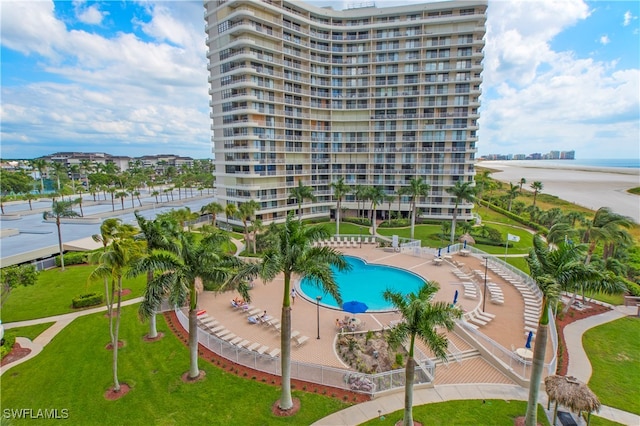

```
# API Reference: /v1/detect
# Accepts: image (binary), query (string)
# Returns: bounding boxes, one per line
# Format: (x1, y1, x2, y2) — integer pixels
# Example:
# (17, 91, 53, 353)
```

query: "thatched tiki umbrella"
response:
(545, 375, 601, 426)
(458, 233, 475, 245)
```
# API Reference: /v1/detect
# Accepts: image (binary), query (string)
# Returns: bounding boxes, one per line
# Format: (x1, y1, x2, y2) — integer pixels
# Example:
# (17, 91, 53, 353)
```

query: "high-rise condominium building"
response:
(205, 0, 487, 225)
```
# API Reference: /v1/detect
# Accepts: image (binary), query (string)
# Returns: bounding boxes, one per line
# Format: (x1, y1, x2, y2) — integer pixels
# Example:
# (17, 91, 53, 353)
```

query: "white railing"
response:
(174, 308, 433, 395)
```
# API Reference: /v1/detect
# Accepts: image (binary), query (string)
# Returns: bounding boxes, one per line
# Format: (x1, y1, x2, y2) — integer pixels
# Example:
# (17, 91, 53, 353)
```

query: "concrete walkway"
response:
(3, 297, 638, 425)
(1, 297, 143, 375)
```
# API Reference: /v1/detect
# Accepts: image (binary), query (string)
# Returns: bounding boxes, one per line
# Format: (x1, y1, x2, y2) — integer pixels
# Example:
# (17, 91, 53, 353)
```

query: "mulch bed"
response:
(1, 342, 31, 366)
(104, 383, 131, 400)
(555, 300, 611, 376)
(163, 311, 370, 405)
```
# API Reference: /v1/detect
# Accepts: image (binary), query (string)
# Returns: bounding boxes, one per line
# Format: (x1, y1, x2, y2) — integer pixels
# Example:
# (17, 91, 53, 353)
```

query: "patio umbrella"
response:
(525, 331, 533, 349)
(342, 300, 368, 314)
(453, 290, 459, 305)
(437, 248, 442, 257)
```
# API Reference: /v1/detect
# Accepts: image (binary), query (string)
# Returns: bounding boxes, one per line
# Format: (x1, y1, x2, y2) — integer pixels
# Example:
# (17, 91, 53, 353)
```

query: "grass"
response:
(0, 265, 146, 323)
(0, 305, 349, 425)
(627, 187, 640, 195)
(359, 399, 550, 425)
(583, 316, 640, 414)
(582, 291, 625, 306)
(3, 323, 54, 341)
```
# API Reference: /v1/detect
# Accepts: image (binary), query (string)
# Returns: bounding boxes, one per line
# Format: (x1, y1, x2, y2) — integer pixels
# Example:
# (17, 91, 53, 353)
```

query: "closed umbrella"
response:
(437, 248, 442, 257)
(525, 331, 534, 349)
(453, 290, 459, 305)
(342, 300, 368, 314)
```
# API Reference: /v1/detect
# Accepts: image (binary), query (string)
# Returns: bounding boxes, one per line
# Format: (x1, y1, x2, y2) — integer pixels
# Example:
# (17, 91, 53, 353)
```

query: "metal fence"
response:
(175, 308, 434, 395)
(32, 257, 57, 271)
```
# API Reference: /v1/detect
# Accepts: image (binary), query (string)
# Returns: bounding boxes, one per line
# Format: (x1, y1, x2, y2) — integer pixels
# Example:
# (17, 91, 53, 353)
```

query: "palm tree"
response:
(89, 223, 143, 394)
(384, 193, 395, 226)
(151, 190, 160, 204)
(445, 181, 475, 244)
(68, 164, 80, 192)
(507, 182, 519, 212)
(43, 200, 79, 271)
(115, 191, 127, 210)
(401, 177, 431, 239)
(201, 201, 224, 227)
(368, 186, 385, 236)
(530, 181, 543, 207)
(353, 184, 366, 220)
(248, 218, 264, 254)
(523, 235, 563, 426)
(331, 177, 350, 235)
(131, 230, 248, 380)
(383, 281, 461, 426)
(519, 177, 527, 193)
(238, 200, 260, 246)
(224, 202, 237, 230)
(581, 207, 633, 265)
(258, 212, 349, 411)
(134, 212, 180, 339)
(31, 158, 48, 193)
(289, 180, 316, 222)
(49, 162, 67, 195)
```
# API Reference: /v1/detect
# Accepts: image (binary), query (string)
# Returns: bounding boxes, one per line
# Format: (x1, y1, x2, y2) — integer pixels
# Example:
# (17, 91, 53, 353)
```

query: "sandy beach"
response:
(480, 160, 640, 223)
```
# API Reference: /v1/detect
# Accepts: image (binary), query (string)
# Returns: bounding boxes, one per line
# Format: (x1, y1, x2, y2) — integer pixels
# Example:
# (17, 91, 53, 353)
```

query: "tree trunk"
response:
(279, 274, 293, 410)
(525, 310, 550, 425)
(147, 271, 158, 338)
(56, 219, 65, 271)
(410, 202, 416, 239)
(450, 206, 458, 245)
(104, 277, 114, 343)
(403, 354, 416, 426)
(336, 200, 341, 236)
(112, 278, 123, 392)
(188, 285, 200, 379)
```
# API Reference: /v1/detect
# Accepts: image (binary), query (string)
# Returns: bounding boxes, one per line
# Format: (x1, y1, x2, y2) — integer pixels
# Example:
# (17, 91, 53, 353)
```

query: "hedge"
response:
(1, 333, 16, 359)
(55, 252, 89, 267)
(477, 199, 549, 234)
(72, 292, 103, 309)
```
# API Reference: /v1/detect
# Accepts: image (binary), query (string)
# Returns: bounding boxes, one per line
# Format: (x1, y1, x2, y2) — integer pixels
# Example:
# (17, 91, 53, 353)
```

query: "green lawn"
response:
(0, 265, 146, 323)
(582, 291, 624, 306)
(360, 399, 550, 426)
(3, 323, 54, 341)
(0, 305, 348, 425)
(583, 317, 640, 414)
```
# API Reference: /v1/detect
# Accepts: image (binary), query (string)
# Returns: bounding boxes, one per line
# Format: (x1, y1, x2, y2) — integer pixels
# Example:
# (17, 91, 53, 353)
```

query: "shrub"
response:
(1, 333, 16, 359)
(72, 292, 103, 309)
(55, 252, 89, 267)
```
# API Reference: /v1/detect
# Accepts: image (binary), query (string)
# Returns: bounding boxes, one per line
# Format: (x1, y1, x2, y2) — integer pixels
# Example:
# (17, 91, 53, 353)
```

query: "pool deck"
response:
(198, 244, 552, 384)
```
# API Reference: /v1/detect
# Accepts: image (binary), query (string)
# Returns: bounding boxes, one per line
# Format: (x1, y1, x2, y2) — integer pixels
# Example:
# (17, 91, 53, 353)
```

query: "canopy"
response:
(342, 300, 368, 314)
(545, 375, 601, 426)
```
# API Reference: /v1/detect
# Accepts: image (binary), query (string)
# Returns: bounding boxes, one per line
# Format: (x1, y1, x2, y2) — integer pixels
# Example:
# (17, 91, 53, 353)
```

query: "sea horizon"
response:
(482, 158, 640, 170)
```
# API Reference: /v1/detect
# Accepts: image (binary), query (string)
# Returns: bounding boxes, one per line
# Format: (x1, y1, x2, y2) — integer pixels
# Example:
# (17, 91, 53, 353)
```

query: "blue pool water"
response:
(299, 256, 424, 312)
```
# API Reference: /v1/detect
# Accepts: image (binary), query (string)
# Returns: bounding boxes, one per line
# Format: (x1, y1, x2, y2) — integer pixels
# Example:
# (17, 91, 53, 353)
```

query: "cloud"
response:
(73, 1, 107, 25)
(599, 35, 610, 45)
(623, 10, 634, 26)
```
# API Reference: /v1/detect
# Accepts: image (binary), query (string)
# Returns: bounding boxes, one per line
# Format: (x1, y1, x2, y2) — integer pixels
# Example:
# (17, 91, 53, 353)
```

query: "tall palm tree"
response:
(31, 158, 48, 193)
(289, 180, 316, 222)
(258, 212, 349, 411)
(507, 182, 519, 212)
(49, 161, 67, 196)
(201, 201, 224, 227)
(43, 200, 79, 271)
(445, 181, 475, 244)
(581, 207, 633, 265)
(368, 186, 385, 236)
(383, 281, 461, 426)
(134, 212, 180, 339)
(68, 164, 80, 192)
(523, 235, 562, 426)
(238, 200, 260, 246)
(353, 184, 366, 220)
(384, 193, 395, 226)
(401, 177, 431, 239)
(89, 223, 143, 394)
(224, 202, 237, 230)
(131, 230, 248, 379)
(331, 177, 350, 235)
(530, 181, 543, 207)
(519, 177, 527, 193)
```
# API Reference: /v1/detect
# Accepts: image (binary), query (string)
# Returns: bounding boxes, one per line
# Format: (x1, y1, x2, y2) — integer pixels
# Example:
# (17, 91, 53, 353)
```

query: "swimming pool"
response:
(298, 256, 425, 312)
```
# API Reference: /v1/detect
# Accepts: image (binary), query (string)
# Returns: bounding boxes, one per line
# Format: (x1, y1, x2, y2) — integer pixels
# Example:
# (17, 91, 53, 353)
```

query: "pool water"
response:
(299, 256, 425, 312)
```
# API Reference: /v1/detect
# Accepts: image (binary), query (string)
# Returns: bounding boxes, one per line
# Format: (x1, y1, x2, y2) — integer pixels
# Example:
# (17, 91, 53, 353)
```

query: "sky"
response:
(0, 0, 638, 160)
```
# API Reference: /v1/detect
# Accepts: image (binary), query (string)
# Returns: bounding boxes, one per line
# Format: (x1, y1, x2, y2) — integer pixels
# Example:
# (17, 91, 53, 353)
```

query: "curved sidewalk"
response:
(313, 305, 640, 426)
(1, 297, 143, 376)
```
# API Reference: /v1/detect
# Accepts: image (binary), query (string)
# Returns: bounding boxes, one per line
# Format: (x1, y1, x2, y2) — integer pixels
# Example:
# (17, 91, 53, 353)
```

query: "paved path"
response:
(1, 297, 143, 375)
(3, 297, 638, 425)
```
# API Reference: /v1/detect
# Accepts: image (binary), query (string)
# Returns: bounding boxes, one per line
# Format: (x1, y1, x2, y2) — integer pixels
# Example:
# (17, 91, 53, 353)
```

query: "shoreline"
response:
(479, 160, 640, 223)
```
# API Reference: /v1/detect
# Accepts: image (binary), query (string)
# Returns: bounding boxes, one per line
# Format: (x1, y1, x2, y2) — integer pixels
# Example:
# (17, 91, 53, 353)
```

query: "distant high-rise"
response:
(205, 0, 487, 224)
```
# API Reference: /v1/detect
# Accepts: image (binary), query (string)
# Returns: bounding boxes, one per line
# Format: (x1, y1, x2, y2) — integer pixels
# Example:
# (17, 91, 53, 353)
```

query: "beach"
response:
(480, 160, 640, 223)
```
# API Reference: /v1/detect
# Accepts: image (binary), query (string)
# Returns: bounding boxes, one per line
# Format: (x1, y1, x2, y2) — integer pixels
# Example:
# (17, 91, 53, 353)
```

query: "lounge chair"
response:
(294, 335, 309, 347)
(269, 348, 281, 357)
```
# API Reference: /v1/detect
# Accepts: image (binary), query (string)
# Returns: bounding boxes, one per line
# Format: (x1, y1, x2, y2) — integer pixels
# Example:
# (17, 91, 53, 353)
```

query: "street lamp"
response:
(316, 295, 322, 339)
(482, 256, 489, 312)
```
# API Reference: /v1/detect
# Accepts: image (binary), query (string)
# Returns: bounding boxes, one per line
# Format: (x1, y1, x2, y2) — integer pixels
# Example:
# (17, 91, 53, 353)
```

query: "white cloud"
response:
(623, 10, 633, 26)
(599, 35, 610, 45)
(73, 1, 107, 25)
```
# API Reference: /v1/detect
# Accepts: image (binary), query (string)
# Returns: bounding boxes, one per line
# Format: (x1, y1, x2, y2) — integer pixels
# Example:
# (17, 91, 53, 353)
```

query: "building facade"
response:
(205, 0, 487, 224)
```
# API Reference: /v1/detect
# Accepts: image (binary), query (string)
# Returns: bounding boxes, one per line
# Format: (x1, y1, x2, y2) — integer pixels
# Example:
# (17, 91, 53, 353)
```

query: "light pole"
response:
(482, 256, 488, 312)
(316, 295, 322, 339)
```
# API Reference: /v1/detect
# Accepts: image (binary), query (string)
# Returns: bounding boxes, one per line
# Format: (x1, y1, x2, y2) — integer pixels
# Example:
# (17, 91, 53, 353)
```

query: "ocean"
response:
(536, 158, 640, 169)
